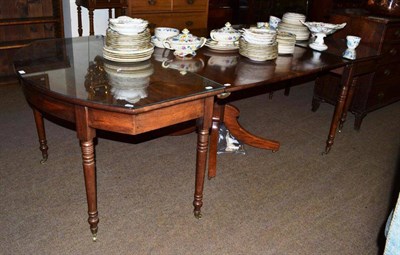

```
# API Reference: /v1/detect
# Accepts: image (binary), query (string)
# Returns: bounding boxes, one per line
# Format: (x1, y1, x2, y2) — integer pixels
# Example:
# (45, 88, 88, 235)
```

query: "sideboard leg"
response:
(33, 108, 48, 164)
(88, 8, 95, 36)
(77, 5, 83, 37)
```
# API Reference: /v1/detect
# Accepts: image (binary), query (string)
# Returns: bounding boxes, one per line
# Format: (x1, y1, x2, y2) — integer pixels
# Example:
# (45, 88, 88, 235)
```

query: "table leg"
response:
(75, 106, 98, 240)
(33, 108, 48, 164)
(208, 103, 280, 179)
(338, 76, 358, 132)
(193, 97, 214, 218)
(80, 139, 99, 241)
(325, 64, 354, 154)
(77, 5, 83, 37)
(207, 103, 223, 179)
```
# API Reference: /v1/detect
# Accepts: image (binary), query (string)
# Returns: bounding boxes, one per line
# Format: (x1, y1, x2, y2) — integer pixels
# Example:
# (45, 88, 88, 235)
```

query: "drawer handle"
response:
(187, 0, 195, 4)
(384, 69, 391, 76)
(148, 0, 156, 5)
(390, 48, 397, 55)
(185, 21, 194, 26)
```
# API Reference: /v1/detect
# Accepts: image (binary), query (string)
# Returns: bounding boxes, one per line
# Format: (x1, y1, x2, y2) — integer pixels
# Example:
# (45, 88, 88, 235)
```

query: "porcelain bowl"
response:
(210, 22, 241, 44)
(300, 21, 346, 35)
(109, 16, 148, 35)
(162, 28, 206, 57)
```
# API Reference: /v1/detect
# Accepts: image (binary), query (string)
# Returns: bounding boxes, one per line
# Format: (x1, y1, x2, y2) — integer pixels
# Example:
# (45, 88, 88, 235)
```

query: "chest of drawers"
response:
(127, 0, 209, 36)
(313, 12, 400, 130)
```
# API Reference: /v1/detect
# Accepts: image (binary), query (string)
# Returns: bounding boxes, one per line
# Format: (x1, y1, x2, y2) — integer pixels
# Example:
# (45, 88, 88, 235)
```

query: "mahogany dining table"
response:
(13, 35, 378, 239)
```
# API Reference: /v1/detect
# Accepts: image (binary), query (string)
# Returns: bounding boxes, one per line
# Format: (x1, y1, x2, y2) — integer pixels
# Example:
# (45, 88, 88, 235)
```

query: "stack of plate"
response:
(276, 31, 296, 54)
(277, 12, 310, 41)
(103, 60, 154, 103)
(103, 16, 154, 62)
(239, 28, 278, 61)
(239, 39, 278, 62)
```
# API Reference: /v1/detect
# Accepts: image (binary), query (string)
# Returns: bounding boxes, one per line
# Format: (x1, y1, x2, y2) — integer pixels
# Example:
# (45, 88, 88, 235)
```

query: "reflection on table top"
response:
(13, 36, 224, 111)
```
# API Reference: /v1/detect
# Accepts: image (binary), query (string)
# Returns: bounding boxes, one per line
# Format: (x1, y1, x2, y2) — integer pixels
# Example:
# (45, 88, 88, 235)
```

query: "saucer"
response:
(205, 39, 239, 52)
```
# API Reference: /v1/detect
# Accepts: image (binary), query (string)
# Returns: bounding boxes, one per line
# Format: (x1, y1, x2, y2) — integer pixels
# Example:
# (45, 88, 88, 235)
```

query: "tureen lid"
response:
(211, 22, 240, 35)
(167, 28, 202, 44)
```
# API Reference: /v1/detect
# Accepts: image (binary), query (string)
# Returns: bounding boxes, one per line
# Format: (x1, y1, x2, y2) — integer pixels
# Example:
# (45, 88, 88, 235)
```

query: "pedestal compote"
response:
(300, 21, 346, 51)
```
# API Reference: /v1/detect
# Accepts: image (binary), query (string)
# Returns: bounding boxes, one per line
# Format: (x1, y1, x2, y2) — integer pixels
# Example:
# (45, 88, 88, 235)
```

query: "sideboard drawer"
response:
(134, 13, 207, 30)
(373, 64, 400, 86)
(127, 0, 208, 36)
(129, 0, 171, 12)
(379, 43, 400, 64)
(366, 81, 399, 108)
(93, 0, 128, 8)
(384, 24, 400, 42)
(173, 0, 208, 11)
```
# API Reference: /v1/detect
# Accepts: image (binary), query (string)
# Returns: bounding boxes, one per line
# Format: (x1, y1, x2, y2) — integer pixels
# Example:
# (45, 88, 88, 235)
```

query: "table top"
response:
(13, 36, 224, 112)
(195, 45, 348, 92)
(14, 35, 374, 107)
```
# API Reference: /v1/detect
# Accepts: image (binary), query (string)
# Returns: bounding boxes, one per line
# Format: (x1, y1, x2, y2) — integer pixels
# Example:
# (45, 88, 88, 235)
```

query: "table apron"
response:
(88, 99, 205, 135)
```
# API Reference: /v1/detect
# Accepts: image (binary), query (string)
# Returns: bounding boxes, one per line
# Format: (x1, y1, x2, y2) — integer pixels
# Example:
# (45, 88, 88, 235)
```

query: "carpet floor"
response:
(1, 82, 399, 255)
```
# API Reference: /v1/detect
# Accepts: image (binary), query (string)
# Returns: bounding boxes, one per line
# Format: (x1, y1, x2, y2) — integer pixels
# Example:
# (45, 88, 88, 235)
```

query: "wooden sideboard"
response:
(126, 0, 209, 36)
(313, 12, 400, 130)
(75, 0, 128, 36)
(0, 0, 64, 84)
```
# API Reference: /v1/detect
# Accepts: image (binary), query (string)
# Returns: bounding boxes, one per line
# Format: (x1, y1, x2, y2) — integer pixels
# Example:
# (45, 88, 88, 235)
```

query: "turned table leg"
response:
(80, 139, 99, 241)
(33, 108, 48, 164)
(325, 64, 354, 154)
(75, 106, 98, 240)
(339, 76, 358, 132)
(193, 97, 214, 218)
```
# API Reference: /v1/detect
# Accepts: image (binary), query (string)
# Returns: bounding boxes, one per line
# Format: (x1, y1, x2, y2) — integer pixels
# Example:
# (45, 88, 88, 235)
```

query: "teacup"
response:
(343, 48, 356, 60)
(346, 35, 361, 49)
(154, 27, 180, 40)
(269, 16, 281, 30)
(256, 22, 269, 29)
